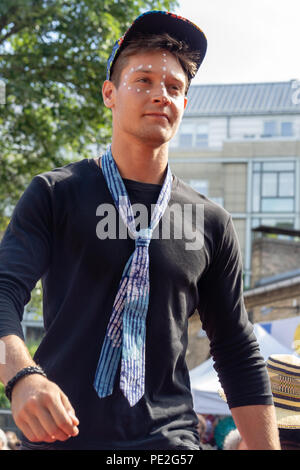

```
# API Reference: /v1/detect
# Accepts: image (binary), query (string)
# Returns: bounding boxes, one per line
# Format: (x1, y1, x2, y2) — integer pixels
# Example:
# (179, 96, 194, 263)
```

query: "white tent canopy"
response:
(259, 315, 300, 351)
(189, 323, 294, 415)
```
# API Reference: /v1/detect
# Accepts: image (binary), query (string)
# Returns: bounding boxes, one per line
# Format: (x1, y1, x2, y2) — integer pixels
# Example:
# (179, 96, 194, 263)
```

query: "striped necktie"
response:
(94, 146, 173, 406)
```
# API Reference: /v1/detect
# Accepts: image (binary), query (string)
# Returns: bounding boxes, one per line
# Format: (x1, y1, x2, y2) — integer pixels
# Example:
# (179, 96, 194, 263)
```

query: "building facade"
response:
(169, 80, 300, 288)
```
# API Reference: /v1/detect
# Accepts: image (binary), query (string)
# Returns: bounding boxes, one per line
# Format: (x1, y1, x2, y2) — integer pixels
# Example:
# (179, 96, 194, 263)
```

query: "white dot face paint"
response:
(160, 53, 168, 94)
(121, 51, 185, 100)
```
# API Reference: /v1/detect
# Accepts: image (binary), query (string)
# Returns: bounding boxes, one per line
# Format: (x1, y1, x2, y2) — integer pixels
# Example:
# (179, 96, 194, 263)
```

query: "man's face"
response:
(103, 50, 188, 147)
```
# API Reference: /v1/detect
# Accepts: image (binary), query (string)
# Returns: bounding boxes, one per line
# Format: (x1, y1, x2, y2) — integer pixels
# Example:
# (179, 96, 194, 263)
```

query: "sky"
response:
(175, 0, 300, 85)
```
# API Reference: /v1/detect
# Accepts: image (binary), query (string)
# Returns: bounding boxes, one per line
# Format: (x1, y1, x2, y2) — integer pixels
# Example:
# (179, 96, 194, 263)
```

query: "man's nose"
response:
(151, 84, 171, 105)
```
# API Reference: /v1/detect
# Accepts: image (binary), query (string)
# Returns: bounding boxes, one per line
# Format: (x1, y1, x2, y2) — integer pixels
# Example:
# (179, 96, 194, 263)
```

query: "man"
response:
(0, 11, 280, 450)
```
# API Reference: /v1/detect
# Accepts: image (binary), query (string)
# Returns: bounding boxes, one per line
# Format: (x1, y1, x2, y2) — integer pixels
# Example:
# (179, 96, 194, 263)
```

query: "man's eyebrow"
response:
(131, 69, 185, 83)
(131, 69, 153, 74)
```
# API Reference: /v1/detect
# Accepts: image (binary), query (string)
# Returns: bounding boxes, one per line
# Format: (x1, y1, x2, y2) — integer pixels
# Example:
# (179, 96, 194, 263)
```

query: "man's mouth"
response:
(144, 113, 170, 122)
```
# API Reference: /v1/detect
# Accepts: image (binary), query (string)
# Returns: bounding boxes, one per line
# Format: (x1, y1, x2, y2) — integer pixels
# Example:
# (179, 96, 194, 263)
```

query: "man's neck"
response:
(109, 139, 169, 185)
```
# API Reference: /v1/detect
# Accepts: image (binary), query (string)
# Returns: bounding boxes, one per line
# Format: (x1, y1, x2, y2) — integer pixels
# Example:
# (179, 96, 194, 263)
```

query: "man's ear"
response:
(184, 96, 188, 110)
(102, 80, 115, 109)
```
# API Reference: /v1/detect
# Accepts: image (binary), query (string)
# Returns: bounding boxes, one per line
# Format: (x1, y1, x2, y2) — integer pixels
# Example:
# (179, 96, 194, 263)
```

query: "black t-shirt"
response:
(0, 158, 272, 450)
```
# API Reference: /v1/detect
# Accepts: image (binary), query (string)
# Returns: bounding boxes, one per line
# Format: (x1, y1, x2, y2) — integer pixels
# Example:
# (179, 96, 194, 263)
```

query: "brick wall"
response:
(249, 236, 300, 324)
(251, 237, 300, 288)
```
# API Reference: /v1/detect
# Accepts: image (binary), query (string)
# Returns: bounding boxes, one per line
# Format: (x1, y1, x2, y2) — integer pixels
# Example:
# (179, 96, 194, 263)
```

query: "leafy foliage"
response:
(0, 382, 10, 409)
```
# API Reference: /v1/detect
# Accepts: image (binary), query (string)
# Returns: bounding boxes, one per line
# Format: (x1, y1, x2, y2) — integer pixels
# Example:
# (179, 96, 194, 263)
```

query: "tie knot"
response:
(135, 228, 152, 247)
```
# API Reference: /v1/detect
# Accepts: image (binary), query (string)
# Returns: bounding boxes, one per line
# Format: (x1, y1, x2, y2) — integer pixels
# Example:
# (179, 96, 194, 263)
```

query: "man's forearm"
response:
(0, 334, 36, 386)
(231, 404, 281, 450)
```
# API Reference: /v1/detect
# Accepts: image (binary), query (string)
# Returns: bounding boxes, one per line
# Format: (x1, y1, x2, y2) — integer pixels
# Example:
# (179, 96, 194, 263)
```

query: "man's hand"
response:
(11, 373, 79, 443)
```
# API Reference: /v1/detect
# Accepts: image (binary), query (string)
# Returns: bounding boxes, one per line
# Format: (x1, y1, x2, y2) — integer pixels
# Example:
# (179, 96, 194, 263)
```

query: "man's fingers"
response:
(17, 396, 77, 444)
(34, 406, 71, 442)
(19, 419, 39, 443)
(48, 393, 79, 437)
(60, 392, 79, 426)
(20, 415, 56, 443)
(28, 415, 56, 443)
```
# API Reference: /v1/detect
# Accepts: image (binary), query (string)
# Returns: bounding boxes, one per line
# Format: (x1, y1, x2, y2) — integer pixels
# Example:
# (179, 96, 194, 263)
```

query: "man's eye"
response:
(137, 77, 150, 83)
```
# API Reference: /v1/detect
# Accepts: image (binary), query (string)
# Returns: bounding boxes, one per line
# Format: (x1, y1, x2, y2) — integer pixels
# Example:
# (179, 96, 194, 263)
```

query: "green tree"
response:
(0, 0, 178, 230)
(0, 382, 10, 409)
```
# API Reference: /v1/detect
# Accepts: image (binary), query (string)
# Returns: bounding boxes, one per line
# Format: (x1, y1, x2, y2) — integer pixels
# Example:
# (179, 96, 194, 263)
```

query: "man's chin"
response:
(138, 129, 173, 147)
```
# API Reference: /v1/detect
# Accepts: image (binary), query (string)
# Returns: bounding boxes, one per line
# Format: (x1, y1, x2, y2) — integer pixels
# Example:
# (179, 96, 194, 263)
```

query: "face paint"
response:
(160, 53, 167, 93)
(122, 51, 184, 99)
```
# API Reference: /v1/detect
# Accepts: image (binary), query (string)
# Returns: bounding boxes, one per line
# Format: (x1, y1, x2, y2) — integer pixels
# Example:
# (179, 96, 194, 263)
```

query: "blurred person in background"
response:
(0, 428, 9, 450)
(6, 431, 21, 450)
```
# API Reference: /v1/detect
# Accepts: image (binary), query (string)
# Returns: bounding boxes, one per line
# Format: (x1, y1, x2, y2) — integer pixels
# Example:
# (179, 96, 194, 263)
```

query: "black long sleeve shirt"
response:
(0, 158, 272, 450)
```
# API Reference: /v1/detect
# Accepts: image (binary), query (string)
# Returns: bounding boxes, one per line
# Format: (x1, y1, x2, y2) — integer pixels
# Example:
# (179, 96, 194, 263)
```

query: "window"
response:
(262, 173, 277, 197)
(177, 121, 210, 148)
(189, 180, 208, 195)
(262, 121, 294, 138)
(263, 121, 277, 137)
(261, 198, 294, 212)
(252, 161, 295, 213)
(178, 123, 194, 148)
(281, 122, 293, 137)
(279, 172, 294, 196)
(195, 123, 208, 148)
